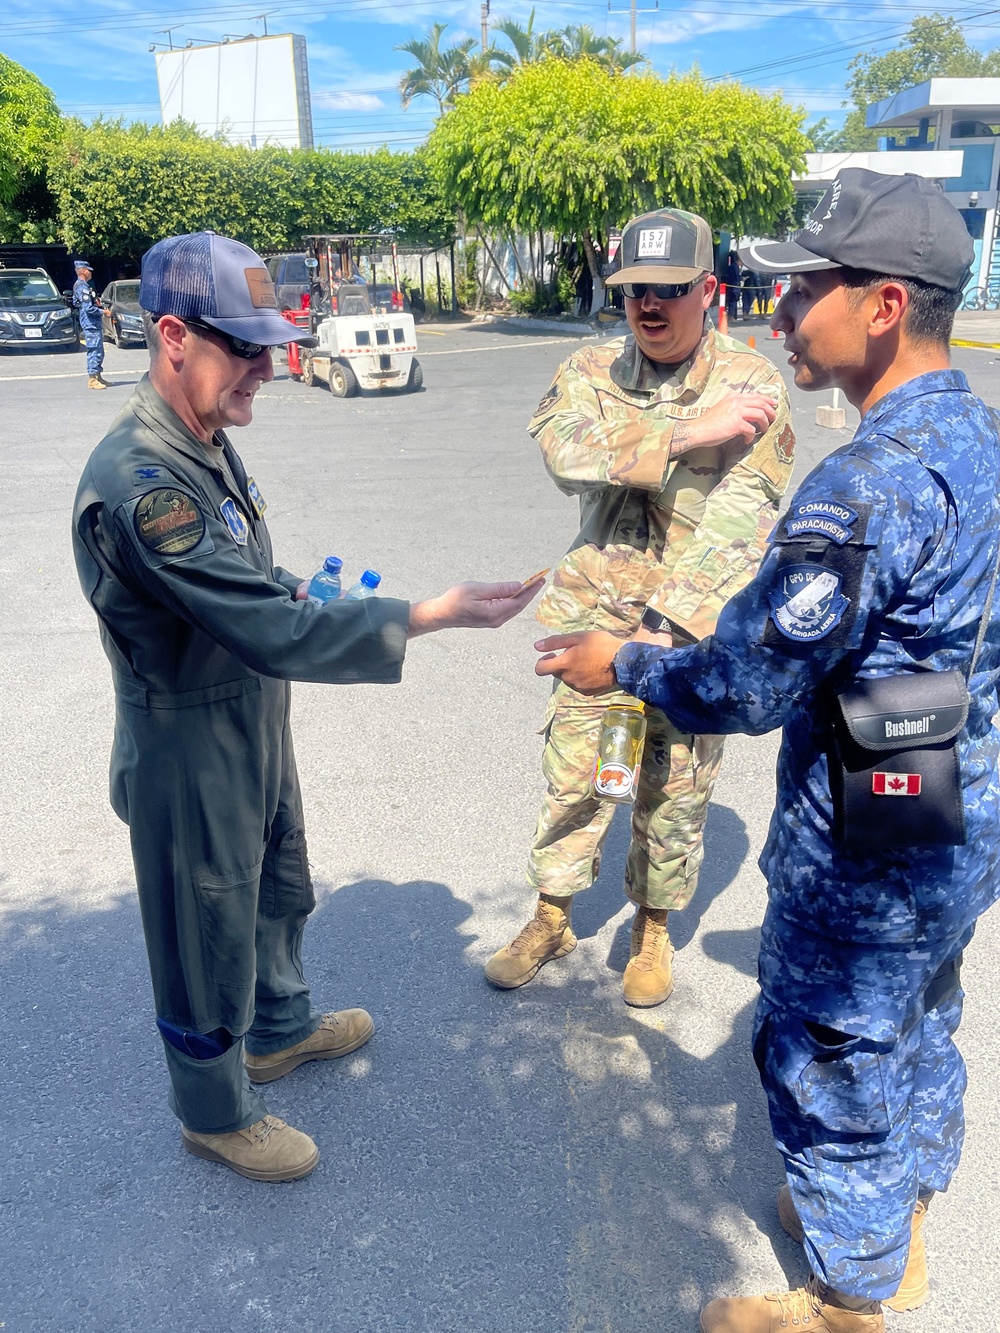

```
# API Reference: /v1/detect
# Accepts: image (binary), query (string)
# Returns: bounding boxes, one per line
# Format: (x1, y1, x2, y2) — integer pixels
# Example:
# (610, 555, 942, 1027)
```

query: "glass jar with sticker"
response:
(591, 703, 646, 804)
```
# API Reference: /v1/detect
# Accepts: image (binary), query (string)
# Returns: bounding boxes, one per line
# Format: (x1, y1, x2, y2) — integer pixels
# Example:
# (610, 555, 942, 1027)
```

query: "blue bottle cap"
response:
(323, 556, 343, 574)
(360, 569, 381, 589)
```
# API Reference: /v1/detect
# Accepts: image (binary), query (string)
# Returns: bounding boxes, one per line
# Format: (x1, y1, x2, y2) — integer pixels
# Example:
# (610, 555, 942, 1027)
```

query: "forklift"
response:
(286, 234, 422, 397)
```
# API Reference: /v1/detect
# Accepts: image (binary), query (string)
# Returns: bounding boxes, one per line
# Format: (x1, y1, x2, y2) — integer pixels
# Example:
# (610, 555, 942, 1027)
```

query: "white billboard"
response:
(156, 34, 313, 149)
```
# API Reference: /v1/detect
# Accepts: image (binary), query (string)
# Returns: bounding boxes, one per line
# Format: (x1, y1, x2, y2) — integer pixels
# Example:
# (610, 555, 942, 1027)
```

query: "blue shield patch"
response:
(219, 497, 249, 546)
(768, 564, 850, 642)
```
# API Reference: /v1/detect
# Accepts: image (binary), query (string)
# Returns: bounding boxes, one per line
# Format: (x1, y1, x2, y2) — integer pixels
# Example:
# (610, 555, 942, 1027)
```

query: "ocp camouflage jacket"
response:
(529, 323, 795, 642)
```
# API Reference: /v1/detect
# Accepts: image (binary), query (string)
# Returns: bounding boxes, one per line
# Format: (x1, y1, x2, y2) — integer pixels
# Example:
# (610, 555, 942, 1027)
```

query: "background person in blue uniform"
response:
(71, 259, 109, 390)
(530, 170, 999, 1333)
(72, 232, 541, 1184)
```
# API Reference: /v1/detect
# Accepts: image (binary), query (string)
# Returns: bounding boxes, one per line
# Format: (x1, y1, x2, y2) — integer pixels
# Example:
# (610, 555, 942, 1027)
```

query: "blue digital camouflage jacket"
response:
(615, 370, 1000, 1038)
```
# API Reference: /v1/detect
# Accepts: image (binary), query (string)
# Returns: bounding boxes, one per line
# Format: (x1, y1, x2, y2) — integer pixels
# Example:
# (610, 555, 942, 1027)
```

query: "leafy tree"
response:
(0, 52, 61, 240)
(48, 120, 453, 259)
(429, 60, 806, 310)
(834, 14, 1000, 150)
(396, 22, 494, 113)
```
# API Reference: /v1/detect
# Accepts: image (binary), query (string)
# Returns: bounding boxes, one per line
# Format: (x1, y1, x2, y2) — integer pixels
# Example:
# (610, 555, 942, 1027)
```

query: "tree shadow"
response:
(0, 871, 799, 1333)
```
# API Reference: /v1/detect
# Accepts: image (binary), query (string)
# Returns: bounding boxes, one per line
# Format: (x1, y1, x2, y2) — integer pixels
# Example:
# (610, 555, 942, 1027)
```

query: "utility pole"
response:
(608, 0, 657, 56)
(481, 0, 490, 52)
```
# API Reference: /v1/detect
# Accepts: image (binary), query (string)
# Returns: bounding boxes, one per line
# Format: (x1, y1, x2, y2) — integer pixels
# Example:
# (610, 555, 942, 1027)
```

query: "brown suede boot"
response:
(484, 895, 576, 989)
(87, 374, 107, 390)
(182, 1115, 319, 1181)
(700, 1276, 883, 1332)
(777, 1185, 929, 1312)
(622, 906, 673, 1006)
(245, 1009, 374, 1084)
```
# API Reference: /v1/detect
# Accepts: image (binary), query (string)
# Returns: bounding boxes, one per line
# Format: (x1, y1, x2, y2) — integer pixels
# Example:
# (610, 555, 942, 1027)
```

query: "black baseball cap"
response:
(140, 232, 317, 347)
(607, 208, 714, 286)
(740, 168, 974, 291)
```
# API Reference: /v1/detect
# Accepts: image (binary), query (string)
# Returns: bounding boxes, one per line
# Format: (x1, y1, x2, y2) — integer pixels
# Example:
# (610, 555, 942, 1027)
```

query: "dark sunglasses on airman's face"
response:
(183, 319, 269, 359)
(620, 280, 703, 300)
(152, 315, 268, 359)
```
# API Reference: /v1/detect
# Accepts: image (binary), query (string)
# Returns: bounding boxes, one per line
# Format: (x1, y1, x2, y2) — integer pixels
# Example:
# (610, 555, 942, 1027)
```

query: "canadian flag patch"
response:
(872, 772, 922, 796)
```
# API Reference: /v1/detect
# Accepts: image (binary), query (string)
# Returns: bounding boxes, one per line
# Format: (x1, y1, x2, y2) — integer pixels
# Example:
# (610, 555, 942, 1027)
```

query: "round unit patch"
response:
(134, 488, 206, 556)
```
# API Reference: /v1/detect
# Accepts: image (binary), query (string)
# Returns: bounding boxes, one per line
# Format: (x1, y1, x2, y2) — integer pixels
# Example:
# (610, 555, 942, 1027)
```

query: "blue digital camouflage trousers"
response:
(82, 316, 104, 376)
(753, 965, 967, 1300)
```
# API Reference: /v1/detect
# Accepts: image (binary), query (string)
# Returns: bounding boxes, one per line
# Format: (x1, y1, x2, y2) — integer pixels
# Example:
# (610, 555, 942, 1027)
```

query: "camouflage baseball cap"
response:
(607, 209, 714, 287)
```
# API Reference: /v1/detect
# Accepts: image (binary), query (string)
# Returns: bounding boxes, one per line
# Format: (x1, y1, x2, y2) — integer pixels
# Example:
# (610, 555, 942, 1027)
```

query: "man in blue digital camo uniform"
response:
(531, 170, 999, 1332)
(72, 259, 109, 390)
(72, 232, 539, 1183)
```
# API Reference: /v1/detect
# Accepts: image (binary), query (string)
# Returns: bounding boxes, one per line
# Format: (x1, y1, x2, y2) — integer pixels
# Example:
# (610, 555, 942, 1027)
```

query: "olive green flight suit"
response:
(72, 376, 409, 1133)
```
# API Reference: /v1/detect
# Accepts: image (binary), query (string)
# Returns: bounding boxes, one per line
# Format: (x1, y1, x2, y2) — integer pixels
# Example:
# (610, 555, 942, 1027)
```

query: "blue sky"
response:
(4, 0, 1000, 150)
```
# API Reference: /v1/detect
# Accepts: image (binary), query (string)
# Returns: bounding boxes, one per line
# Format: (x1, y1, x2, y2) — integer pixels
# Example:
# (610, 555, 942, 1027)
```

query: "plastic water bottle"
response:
(307, 556, 343, 605)
(345, 569, 381, 600)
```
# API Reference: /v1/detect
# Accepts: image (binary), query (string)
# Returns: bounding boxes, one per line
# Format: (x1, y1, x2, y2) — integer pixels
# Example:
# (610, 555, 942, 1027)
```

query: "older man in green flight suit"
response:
(72, 231, 538, 1183)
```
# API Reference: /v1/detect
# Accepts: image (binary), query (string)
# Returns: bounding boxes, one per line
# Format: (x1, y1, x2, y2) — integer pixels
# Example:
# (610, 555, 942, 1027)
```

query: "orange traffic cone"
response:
(748, 335, 756, 349)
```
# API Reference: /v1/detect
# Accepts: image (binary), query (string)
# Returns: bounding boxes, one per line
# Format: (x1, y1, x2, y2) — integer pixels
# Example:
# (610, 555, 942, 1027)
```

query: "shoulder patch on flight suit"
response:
(219, 497, 249, 547)
(246, 477, 267, 517)
(134, 488, 206, 556)
(535, 382, 560, 417)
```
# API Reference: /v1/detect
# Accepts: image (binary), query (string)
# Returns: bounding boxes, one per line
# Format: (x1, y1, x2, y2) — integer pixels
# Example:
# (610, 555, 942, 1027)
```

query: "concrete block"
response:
(816, 404, 847, 429)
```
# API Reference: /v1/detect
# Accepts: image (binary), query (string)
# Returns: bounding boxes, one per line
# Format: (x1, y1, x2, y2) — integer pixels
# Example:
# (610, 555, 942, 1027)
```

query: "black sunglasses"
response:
(154, 315, 269, 359)
(620, 279, 704, 300)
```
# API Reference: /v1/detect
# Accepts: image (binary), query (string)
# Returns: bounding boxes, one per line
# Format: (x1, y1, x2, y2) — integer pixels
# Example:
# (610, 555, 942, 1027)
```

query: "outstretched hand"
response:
(534, 631, 622, 694)
(409, 579, 543, 638)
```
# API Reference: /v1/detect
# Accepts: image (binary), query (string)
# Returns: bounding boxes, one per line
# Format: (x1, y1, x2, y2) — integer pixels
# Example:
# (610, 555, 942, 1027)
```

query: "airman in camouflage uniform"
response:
(485, 208, 795, 1004)
(533, 171, 996, 1333)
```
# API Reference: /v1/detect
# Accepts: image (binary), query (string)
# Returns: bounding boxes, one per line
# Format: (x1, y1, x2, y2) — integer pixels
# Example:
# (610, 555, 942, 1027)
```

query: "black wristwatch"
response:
(640, 606, 671, 634)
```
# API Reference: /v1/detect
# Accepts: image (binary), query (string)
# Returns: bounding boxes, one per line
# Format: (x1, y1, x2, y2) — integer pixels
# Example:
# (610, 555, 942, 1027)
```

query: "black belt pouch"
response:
(830, 670, 969, 850)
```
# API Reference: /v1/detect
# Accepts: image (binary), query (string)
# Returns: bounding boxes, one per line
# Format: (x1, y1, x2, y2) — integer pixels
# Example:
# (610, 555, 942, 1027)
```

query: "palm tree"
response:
(546, 24, 648, 73)
(396, 23, 486, 113)
(489, 8, 550, 71)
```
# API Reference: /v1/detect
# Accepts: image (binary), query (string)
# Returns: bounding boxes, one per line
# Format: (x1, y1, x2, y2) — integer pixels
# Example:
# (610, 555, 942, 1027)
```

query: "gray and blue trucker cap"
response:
(739, 169, 974, 290)
(140, 231, 316, 346)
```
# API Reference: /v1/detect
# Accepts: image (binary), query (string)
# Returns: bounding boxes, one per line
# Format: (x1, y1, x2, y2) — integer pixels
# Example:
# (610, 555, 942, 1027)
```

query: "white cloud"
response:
(314, 90, 386, 111)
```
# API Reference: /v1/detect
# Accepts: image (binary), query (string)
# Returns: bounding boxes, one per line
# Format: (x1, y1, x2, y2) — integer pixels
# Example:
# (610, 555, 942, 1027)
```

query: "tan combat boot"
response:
(777, 1185, 929, 1312)
(245, 1009, 374, 1083)
(700, 1276, 883, 1333)
(622, 906, 674, 1006)
(182, 1115, 319, 1181)
(87, 374, 107, 390)
(484, 895, 577, 989)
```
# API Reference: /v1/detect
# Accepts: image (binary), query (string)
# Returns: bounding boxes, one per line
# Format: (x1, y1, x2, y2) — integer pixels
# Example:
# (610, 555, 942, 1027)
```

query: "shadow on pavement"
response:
(0, 868, 800, 1333)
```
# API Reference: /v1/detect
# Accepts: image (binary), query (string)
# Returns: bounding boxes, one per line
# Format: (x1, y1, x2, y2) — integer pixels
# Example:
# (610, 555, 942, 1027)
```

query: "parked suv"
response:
(0, 267, 78, 351)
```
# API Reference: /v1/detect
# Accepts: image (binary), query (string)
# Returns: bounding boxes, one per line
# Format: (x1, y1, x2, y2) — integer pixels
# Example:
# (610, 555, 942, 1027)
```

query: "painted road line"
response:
(0, 370, 90, 382)
(418, 337, 587, 357)
(951, 339, 1000, 351)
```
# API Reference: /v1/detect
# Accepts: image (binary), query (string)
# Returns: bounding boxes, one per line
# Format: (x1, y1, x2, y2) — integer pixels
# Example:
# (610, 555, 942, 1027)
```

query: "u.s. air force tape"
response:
(134, 488, 206, 556)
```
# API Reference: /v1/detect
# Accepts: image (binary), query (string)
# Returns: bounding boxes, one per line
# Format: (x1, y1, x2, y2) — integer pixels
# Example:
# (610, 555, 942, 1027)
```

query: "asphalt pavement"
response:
(2, 324, 999, 1333)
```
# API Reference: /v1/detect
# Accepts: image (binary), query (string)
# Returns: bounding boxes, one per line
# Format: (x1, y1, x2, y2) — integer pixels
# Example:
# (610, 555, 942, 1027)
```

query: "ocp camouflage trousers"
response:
(753, 959, 967, 1300)
(527, 680, 725, 909)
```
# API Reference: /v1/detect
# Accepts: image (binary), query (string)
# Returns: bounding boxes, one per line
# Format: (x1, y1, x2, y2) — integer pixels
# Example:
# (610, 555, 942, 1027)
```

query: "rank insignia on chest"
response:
(768, 564, 849, 642)
(220, 497, 249, 546)
(246, 476, 267, 517)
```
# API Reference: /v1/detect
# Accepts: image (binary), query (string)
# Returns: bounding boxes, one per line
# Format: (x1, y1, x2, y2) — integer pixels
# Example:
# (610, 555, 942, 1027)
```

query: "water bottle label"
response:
(593, 758, 636, 798)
